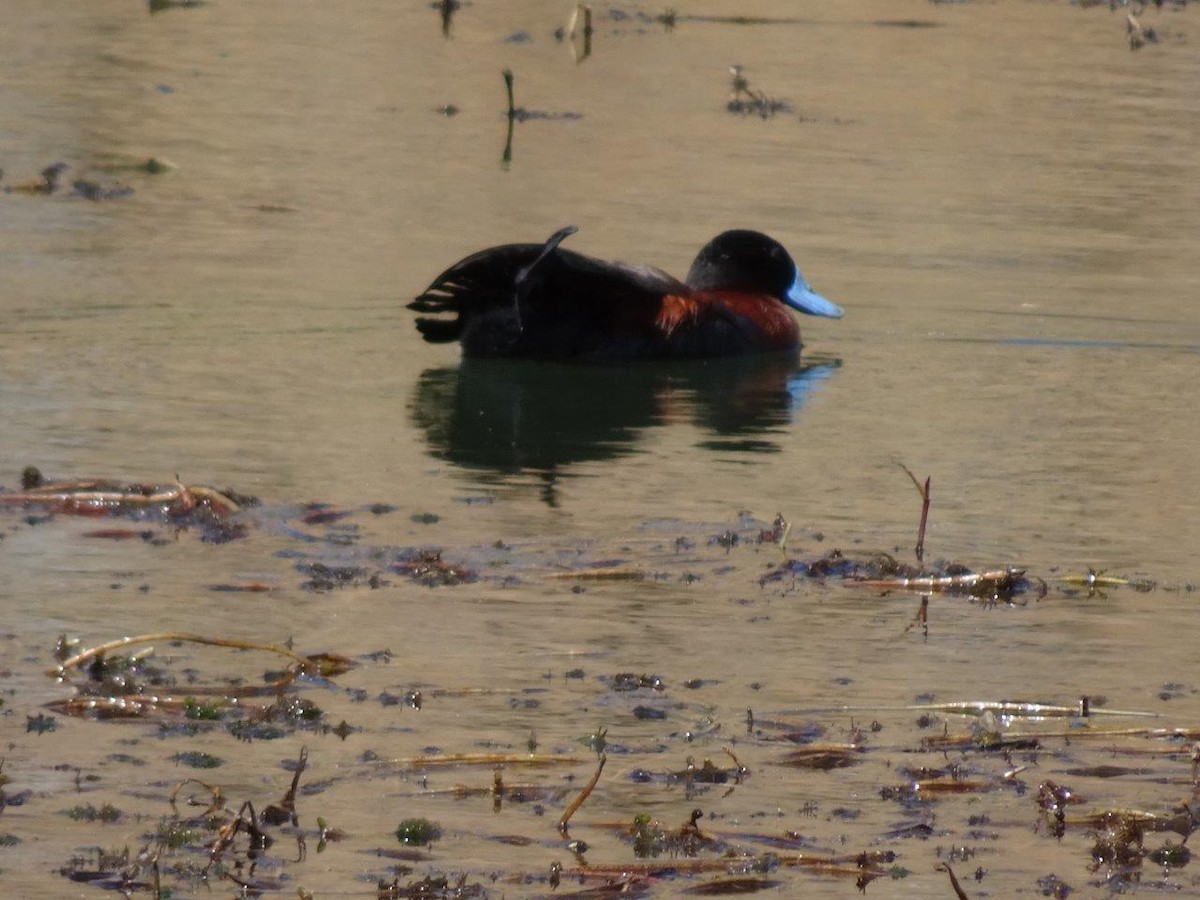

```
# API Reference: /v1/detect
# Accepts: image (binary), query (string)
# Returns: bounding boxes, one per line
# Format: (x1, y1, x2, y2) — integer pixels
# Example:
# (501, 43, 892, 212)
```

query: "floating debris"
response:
(726, 66, 790, 118)
(390, 548, 477, 585)
(148, 0, 204, 12)
(760, 551, 1044, 603)
(4, 162, 68, 195)
(71, 179, 134, 201)
(7, 469, 1198, 898)
(45, 632, 354, 726)
(609, 672, 665, 692)
(563, 3, 594, 62)
(1127, 10, 1159, 49)
(1, 469, 253, 542)
(779, 743, 863, 770)
(390, 752, 582, 771)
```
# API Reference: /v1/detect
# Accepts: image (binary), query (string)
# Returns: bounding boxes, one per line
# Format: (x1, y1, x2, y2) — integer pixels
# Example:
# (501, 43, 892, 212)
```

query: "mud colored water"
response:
(2, 1, 1198, 897)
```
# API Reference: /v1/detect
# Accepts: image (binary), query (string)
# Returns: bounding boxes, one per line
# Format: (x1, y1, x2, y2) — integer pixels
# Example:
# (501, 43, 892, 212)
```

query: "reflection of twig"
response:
(502, 69, 516, 167)
(902, 595, 929, 638)
(559, 753, 606, 835)
(436, 0, 458, 38)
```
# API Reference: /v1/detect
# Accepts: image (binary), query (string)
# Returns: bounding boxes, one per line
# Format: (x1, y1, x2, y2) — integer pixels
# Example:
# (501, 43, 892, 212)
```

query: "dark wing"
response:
(408, 241, 551, 343)
(408, 227, 688, 353)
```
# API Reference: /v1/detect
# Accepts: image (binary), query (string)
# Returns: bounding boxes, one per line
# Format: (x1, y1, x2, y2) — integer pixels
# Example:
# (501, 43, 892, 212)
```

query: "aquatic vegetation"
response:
(63, 803, 122, 823)
(395, 817, 443, 846)
(44, 632, 353, 730)
(148, 0, 204, 12)
(5, 469, 1198, 896)
(173, 751, 223, 769)
(390, 549, 479, 586)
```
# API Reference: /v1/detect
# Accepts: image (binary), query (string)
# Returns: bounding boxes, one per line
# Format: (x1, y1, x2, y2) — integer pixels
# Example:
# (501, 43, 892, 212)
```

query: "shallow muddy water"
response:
(2, 1, 1199, 897)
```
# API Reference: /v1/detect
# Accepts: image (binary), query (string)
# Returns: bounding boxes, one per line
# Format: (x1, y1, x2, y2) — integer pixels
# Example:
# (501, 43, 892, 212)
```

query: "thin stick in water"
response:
(898, 464, 931, 565)
(559, 752, 606, 836)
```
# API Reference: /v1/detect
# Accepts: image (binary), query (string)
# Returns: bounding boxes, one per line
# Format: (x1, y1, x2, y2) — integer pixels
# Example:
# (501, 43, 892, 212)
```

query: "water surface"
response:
(2, 1, 1198, 897)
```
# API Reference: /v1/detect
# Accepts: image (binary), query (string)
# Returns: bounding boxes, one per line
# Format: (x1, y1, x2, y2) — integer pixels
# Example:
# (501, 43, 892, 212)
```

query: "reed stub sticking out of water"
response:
(559, 752, 606, 835)
(898, 463, 931, 566)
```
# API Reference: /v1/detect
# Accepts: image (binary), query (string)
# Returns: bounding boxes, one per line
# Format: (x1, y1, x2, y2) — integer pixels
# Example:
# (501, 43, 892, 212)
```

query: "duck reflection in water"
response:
(409, 352, 840, 505)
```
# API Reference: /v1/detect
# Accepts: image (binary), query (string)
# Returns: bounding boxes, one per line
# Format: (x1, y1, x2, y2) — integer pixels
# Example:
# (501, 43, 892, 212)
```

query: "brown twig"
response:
(45, 695, 274, 720)
(2, 482, 240, 516)
(936, 862, 969, 900)
(396, 752, 581, 770)
(855, 568, 1029, 601)
(898, 465, 932, 565)
(556, 848, 891, 879)
(559, 752, 606, 835)
(262, 746, 308, 826)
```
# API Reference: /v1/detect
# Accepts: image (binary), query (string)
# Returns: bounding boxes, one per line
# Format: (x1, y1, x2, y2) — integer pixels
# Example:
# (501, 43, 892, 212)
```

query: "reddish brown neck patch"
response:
(656, 292, 800, 351)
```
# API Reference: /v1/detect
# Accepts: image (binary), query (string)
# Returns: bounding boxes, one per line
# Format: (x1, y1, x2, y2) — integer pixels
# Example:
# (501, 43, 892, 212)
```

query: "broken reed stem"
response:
(269, 745, 308, 821)
(776, 700, 1161, 719)
(46, 695, 275, 720)
(897, 464, 931, 565)
(0, 483, 240, 514)
(916, 476, 930, 564)
(48, 633, 312, 679)
(778, 517, 792, 560)
(397, 752, 581, 769)
(909, 699, 1158, 719)
(562, 848, 892, 879)
(559, 752, 606, 835)
(548, 568, 645, 582)
(855, 568, 1024, 594)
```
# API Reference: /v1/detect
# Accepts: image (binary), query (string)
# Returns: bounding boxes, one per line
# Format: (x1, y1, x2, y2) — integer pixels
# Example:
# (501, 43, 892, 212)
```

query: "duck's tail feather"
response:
(408, 227, 580, 344)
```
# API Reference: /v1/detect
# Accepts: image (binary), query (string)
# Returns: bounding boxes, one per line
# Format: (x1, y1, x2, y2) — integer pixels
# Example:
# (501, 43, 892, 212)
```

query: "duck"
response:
(408, 227, 842, 360)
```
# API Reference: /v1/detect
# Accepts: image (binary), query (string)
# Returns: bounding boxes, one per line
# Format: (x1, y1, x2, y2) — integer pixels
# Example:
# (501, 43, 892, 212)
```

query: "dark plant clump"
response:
(395, 817, 442, 846)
